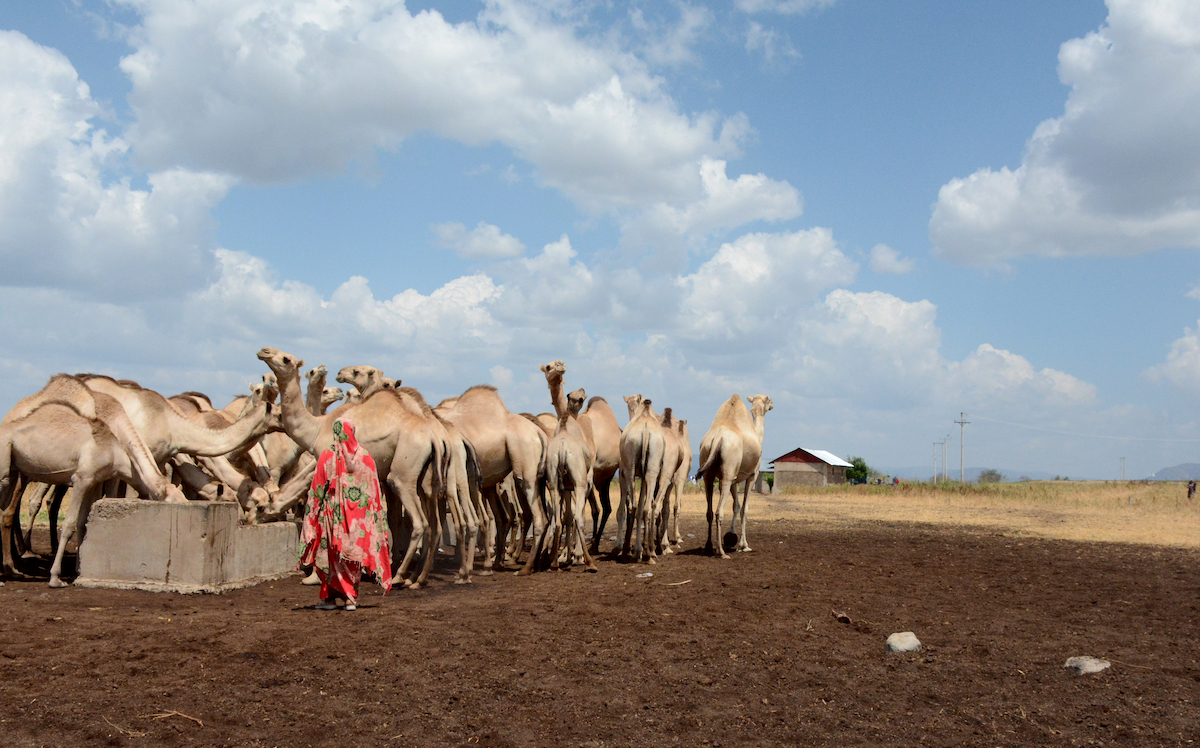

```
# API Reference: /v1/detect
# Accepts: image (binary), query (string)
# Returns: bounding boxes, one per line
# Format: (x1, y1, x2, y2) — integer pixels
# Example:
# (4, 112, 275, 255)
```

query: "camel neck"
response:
(547, 377, 569, 420)
(279, 368, 327, 454)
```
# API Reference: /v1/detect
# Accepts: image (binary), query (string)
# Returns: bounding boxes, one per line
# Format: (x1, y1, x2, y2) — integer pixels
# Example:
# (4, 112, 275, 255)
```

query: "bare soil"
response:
(2, 514, 1199, 747)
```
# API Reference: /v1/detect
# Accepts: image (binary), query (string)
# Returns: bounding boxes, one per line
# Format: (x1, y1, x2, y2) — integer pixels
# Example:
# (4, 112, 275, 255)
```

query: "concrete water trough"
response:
(75, 498, 300, 593)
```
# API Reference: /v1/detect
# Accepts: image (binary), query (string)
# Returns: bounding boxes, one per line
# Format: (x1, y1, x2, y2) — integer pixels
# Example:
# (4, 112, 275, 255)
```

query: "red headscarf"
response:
(299, 418, 391, 592)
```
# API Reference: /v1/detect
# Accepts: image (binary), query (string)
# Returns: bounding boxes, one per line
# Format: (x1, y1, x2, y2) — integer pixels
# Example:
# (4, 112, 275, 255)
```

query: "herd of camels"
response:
(0, 347, 774, 589)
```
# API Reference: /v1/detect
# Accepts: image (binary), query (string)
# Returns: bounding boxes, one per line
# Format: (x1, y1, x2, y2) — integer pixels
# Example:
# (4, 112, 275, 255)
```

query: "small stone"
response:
(886, 632, 922, 652)
(635, 572, 654, 578)
(1064, 656, 1110, 675)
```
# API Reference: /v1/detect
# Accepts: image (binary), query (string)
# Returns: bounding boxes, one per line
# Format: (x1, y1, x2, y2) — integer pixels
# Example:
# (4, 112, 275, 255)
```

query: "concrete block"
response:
(76, 498, 300, 593)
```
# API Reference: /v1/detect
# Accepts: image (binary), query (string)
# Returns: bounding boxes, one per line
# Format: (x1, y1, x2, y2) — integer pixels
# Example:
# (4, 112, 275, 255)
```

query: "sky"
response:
(2, 0, 1200, 480)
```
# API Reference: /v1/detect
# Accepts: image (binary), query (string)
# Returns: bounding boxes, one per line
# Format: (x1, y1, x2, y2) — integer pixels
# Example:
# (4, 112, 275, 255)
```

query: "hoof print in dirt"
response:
(886, 632, 922, 653)
(1064, 656, 1111, 675)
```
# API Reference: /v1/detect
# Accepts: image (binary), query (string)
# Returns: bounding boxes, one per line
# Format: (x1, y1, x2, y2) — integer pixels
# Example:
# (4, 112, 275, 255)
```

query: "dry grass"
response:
(679, 480, 1200, 548)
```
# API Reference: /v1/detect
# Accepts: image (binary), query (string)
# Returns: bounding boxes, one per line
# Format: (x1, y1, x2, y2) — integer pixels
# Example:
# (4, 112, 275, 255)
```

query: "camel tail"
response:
(696, 436, 722, 480)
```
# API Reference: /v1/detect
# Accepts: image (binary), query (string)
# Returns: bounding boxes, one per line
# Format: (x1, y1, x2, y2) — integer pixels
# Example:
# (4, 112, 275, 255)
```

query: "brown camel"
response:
(695, 394, 773, 558)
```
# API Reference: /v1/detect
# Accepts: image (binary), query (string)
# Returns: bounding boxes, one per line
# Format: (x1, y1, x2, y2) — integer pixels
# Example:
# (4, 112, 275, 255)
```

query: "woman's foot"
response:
(343, 601, 357, 611)
(315, 599, 338, 610)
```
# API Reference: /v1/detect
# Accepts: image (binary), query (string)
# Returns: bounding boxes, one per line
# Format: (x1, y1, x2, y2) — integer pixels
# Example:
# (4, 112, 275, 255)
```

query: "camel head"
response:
(567, 388, 586, 416)
(305, 364, 328, 384)
(336, 365, 383, 396)
(256, 347, 304, 386)
(540, 360, 566, 386)
(321, 387, 344, 409)
(381, 377, 398, 389)
(623, 394, 647, 419)
(748, 394, 774, 416)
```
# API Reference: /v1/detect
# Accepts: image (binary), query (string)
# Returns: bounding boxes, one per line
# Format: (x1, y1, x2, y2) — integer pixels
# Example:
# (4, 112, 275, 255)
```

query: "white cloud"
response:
(116, 0, 747, 213)
(735, 0, 840, 15)
(868, 243, 914, 274)
(433, 221, 526, 259)
(745, 21, 797, 64)
(1144, 319, 1200, 395)
(677, 228, 857, 344)
(931, 0, 1200, 264)
(629, 2, 713, 68)
(0, 30, 232, 300)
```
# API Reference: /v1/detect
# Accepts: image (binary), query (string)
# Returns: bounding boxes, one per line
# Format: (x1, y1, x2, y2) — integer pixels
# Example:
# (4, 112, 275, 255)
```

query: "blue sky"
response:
(2, 0, 1199, 480)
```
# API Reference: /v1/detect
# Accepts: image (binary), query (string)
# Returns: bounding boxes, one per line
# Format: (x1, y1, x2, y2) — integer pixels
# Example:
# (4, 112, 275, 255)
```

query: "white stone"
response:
(886, 631, 922, 652)
(1064, 656, 1111, 675)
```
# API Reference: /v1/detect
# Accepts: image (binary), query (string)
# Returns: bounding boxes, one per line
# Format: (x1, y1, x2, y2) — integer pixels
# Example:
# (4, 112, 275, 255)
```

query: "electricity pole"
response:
(955, 413, 969, 482)
(1120, 457, 1126, 481)
(932, 442, 939, 483)
(942, 435, 950, 482)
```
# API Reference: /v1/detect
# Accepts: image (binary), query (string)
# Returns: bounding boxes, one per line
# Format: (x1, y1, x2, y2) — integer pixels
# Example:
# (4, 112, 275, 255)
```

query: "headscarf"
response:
(299, 418, 392, 592)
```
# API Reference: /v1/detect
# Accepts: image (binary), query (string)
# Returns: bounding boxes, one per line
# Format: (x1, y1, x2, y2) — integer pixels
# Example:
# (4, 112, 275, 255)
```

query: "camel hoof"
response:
(585, 565, 598, 574)
(406, 582, 422, 591)
(454, 576, 472, 585)
(738, 546, 753, 553)
(48, 577, 68, 588)
(476, 569, 494, 577)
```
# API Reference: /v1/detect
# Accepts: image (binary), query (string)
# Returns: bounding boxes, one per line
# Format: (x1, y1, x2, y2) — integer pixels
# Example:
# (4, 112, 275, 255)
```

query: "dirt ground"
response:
(2, 506, 1199, 747)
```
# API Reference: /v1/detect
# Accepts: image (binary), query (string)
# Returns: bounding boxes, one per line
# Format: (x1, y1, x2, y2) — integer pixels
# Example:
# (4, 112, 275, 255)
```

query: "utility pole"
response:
(1120, 457, 1126, 481)
(942, 435, 950, 482)
(955, 412, 969, 482)
(932, 442, 939, 483)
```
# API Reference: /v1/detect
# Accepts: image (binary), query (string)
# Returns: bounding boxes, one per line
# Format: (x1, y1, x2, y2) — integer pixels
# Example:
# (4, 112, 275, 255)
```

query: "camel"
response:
(616, 394, 667, 563)
(257, 348, 449, 589)
(434, 386, 546, 573)
(78, 375, 280, 468)
(0, 403, 152, 586)
(2, 375, 185, 505)
(518, 361, 595, 574)
(336, 364, 481, 584)
(666, 416, 691, 549)
(695, 394, 773, 558)
(575, 395, 622, 554)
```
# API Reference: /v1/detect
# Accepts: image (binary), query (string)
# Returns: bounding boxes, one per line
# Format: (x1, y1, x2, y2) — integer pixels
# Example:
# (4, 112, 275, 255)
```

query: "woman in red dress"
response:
(299, 418, 391, 610)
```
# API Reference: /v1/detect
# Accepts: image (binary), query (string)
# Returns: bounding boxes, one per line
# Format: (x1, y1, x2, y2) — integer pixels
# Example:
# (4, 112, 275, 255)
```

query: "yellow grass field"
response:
(678, 480, 1200, 548)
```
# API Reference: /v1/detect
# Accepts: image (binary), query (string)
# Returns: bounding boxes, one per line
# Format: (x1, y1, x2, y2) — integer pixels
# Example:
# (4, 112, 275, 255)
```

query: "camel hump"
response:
(396, 386, 434, 417)
(585, 395, 607, 408)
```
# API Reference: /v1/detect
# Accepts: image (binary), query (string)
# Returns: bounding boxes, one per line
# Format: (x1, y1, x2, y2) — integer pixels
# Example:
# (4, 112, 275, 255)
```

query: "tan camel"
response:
(0, 403, 148, 586)
(337, 365, 481, 584)
(575, 395, 622, 554)
(78, 375, 280, 467)
(434, 385, 546, 573)
(617, 394, 667, 563)
(667, 416, 691, 549)
(257, 348, 449, 589)
(2, 375, 185, 505)
(518, 361, 595, 574)
(695, 394, 773, 558)
(652, 408, 693, 553)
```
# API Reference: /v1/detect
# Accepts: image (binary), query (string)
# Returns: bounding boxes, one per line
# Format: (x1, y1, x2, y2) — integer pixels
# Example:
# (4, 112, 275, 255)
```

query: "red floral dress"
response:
(299, 418, 391, 600)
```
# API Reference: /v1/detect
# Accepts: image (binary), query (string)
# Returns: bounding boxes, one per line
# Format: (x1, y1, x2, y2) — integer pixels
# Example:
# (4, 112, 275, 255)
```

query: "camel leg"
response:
(388, 477, 430, 590)
(617, 473, 636, 559)
(589, 473, 613, 555)
(735, 478, 752, 552)
(479, 486, 503, 573)
(0, 469, 24, 579)
(412, 467, 442, 589)
(568, 480, 597, 573)
(703, 475, 719, 556)
(19, 482, 50, 557)
(49, 484, 100, 587)
(47, 486, 67, 557)
(713, 474, 734, 559)
(516, 481, 556, 576)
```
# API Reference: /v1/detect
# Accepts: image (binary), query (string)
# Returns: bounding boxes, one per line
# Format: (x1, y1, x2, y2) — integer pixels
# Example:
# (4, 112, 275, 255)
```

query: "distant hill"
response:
(873, 466, 1060, 483)
(1146, 463, 1200, 481)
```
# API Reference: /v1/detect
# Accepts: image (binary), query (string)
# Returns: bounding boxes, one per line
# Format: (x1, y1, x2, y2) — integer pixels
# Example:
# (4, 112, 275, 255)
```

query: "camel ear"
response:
(297, 359, 305, 369)
(540, 364, 550, 373)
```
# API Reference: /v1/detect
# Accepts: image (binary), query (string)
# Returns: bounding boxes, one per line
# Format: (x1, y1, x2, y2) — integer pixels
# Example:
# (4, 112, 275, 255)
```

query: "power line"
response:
(971, 415, 1200, 443)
